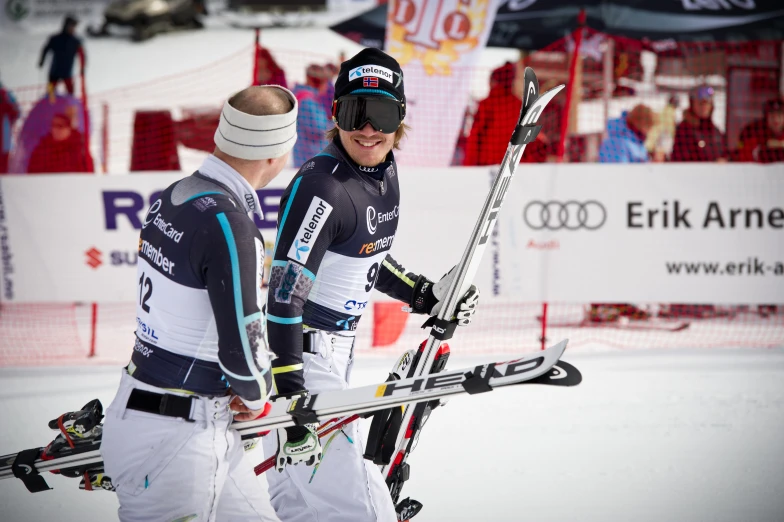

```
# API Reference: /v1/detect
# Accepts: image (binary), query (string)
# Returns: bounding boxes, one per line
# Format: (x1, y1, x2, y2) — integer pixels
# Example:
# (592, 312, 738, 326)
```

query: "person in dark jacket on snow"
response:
(39, 15, 84, 97)
(671, 85, 726, 162)
(598, 104, 658, 163)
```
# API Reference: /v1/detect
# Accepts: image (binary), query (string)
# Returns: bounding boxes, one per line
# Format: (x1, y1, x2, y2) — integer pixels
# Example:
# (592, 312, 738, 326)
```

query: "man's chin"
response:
(349, 149, 385, 167)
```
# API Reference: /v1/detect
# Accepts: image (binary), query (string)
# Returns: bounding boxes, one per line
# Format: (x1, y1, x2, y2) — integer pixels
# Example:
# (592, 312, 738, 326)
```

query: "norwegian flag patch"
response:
(363, 77, 379, 88)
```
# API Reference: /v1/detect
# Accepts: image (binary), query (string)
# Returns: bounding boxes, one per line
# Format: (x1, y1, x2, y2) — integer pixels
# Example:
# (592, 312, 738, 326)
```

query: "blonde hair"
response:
(627, 104, 658, 131)
(326, 122, 410, 150)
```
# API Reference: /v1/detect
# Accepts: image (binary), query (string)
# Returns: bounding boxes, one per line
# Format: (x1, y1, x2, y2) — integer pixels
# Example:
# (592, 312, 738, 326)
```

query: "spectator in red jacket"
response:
(27, 112, 93, 174)
(465, 61, 549, 165)
(255, 47, 288, 89)
(671, 85, 726, 162)
(0, 79, 20, 174)
(736, 97, 784, 163)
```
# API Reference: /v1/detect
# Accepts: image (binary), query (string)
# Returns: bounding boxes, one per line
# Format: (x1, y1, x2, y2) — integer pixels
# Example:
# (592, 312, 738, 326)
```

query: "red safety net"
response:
(1, 30, 782, 366)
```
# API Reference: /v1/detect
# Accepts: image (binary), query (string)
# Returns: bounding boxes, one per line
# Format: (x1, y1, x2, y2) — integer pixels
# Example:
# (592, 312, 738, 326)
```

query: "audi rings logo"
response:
(523, 201, 606, 230)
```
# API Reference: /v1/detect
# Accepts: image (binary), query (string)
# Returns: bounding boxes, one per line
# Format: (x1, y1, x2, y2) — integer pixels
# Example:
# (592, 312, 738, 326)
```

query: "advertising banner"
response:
(0, 170, 297, 302)
(0, 164, 782, 304)
(0, 167, 493, 303)
(384, 0, 502, 167)
(496, 163, 784, 304)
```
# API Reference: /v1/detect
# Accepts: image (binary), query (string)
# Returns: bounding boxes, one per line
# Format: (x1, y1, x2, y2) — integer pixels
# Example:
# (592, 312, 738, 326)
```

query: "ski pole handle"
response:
(253, 414, 360, 475)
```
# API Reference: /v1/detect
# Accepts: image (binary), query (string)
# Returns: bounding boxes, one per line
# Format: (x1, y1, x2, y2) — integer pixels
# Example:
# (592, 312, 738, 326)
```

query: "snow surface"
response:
(1, 348, 784, 522)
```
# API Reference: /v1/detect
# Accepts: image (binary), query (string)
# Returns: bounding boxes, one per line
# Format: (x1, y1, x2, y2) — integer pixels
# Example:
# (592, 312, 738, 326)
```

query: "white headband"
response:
(213, 85, 298, 160)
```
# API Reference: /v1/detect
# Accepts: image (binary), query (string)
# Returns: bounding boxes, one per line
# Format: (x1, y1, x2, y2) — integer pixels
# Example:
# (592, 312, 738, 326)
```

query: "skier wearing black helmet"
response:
(263, 47, 480, 522)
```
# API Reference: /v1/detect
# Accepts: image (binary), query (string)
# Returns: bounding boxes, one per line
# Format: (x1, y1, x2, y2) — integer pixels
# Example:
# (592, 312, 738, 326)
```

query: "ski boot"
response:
(41, 399, 108, 488)
(364, 341, 451, 520)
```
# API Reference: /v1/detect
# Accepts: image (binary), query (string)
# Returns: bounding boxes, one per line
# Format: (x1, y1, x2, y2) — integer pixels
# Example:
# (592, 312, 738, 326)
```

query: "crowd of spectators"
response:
(2, 24, 783, 175)
(458, 60, 784, 167)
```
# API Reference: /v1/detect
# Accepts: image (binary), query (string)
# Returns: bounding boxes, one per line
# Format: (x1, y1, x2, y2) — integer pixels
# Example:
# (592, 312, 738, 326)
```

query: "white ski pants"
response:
(101, 371, 280, 522)
(262, 331, 397, 522)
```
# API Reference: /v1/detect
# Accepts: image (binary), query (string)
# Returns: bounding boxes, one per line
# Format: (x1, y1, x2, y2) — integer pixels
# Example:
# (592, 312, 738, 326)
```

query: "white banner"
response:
(0, 170, 301, 302)
(1, 164, 782, 304)
(0, 167, 491, 303)
(496, 163, 784, 304)
(385, 0, 501, 167)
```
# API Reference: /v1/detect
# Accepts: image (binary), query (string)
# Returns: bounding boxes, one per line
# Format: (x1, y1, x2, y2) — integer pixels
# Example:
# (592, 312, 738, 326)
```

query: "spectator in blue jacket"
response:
(599, 104, 657, 163)
(0, 78, 20, 174)
(39, 15, 84, 97)
(292, 64, 331, 167)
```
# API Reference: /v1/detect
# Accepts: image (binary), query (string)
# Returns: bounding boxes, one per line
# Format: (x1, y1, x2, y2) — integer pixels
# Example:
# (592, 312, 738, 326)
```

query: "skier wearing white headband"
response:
(101, 85, 296, 521)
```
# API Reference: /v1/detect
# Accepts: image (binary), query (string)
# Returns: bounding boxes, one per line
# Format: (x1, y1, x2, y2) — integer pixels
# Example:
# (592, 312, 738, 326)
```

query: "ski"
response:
(379, 66, 565, 513)
(1, 340, 580, 492)
(378, 341, 451, 519)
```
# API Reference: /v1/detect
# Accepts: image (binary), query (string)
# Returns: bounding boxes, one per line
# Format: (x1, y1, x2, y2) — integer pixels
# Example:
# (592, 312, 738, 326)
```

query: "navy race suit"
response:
(268, 139, 421, 395)
(130, 160, 272, 410)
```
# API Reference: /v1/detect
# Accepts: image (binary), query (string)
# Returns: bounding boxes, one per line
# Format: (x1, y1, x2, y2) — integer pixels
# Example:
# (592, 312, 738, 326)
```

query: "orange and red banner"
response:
(385, 0, 502, 166)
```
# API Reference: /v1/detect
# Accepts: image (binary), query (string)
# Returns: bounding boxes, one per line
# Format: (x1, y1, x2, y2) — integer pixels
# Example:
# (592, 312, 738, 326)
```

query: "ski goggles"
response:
(332, 95, 405, 134)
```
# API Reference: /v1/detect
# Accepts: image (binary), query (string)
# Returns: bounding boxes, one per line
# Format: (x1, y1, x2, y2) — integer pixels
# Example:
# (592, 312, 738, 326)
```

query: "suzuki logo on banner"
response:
(523, 201, 607, 231)
(85, 247, 102, 269)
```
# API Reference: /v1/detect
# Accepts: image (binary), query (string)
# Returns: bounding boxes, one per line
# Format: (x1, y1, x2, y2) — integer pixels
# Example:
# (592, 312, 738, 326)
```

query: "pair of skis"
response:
(1, 67, 571, 520)
(0, 342, 579, 491)
(374, 67, 566, 518)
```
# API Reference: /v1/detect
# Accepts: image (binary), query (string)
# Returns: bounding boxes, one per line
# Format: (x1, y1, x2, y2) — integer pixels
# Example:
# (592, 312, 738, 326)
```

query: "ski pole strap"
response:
(126, 389, 196, 422)
(461, 363, 496, 395)
(287, 393, 320, 425)
(510, 123, 541, 145)
(421, 316, 457, 341)
(12, 448, 51, 493)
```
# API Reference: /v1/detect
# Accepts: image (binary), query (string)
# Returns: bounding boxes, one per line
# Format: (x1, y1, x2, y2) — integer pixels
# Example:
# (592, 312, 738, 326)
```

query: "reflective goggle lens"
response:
(334, 96, 404, 134)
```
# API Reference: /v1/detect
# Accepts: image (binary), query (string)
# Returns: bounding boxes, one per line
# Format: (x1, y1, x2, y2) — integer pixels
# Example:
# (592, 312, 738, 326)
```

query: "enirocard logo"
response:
(366, 206, 399, 235)
(85, 247, 103, 269)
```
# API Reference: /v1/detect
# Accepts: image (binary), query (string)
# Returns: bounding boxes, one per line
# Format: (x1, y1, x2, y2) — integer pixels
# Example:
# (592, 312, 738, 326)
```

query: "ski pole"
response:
(253, 414, 360, 475)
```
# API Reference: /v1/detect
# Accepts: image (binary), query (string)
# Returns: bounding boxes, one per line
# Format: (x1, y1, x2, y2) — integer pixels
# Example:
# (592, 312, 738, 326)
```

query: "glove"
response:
(410, 267, 480, 326)
(275, 424, 322, 472)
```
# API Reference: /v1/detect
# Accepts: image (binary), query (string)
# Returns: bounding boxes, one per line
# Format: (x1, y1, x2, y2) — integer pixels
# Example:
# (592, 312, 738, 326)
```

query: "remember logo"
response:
(359, 234, 395, 255)
(287, 197, 333, 263)
(349, 64, 394, 83)
(138, 238, 175, 275)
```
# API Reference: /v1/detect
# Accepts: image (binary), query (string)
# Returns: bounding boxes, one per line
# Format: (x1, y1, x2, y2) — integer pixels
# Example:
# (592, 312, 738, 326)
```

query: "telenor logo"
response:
(287, 197, 333, 264)
(349, 64, 394, 82)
